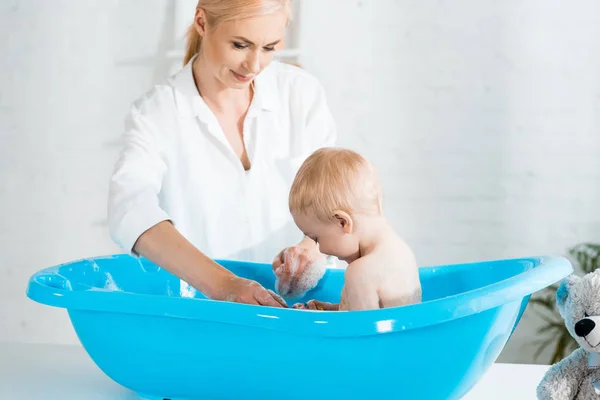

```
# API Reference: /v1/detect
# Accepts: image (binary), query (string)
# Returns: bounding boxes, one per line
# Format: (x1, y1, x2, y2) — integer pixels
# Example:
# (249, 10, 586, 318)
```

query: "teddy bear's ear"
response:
(556, 274, 580, 310)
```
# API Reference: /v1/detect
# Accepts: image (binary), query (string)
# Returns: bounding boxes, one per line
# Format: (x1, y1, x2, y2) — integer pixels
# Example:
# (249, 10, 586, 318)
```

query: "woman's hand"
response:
(219, 276, 288, 308)
(272, 236, 326, 289)
(132, 221, 287, 308)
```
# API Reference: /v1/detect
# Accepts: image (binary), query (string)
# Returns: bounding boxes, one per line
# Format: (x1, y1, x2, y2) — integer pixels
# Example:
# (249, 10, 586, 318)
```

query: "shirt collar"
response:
(171, 54, 279, 120)
(251, 65, 278, 112)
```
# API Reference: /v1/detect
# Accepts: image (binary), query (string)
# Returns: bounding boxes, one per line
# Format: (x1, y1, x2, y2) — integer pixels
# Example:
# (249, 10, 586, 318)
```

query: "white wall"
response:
(1, 0, 599, 364)
(0, 0, 176, 345)
(298, 0, 600, 363)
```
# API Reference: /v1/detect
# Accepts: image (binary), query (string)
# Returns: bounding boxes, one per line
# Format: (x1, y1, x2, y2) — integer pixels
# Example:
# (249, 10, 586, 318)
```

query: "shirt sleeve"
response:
(107, 106, 171, 255)
(303, 78, 337, 150)
(287, 74, 338, 174)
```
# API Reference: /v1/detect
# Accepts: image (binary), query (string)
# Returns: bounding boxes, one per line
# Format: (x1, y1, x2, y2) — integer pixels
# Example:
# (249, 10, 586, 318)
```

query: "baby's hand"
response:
(307, 300, 339, 311)
(291, 300, 337, 311)
(273, 248, 327, 299)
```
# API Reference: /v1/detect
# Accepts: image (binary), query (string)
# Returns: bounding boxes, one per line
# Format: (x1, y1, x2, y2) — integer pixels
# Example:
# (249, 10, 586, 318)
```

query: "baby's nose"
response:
(575, 318, 596, 337)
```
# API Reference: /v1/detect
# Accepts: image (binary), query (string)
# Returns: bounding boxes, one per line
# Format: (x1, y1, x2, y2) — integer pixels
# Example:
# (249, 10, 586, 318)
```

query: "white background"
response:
(1, 0, 599, 364)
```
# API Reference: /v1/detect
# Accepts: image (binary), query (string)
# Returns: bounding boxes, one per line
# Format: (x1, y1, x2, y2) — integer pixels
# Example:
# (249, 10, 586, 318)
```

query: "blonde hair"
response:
(289, 148, 384, 222)
(184, 0, 292, 65)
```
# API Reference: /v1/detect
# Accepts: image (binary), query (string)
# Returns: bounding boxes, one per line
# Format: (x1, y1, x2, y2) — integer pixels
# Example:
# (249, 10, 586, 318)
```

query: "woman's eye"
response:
(233, 42, 247, 50)
(263, 46, 276, 52)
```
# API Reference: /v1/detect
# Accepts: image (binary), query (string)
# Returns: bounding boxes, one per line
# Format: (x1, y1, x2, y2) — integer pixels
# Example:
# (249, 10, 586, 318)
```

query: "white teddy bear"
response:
(537, 269, 600, 399)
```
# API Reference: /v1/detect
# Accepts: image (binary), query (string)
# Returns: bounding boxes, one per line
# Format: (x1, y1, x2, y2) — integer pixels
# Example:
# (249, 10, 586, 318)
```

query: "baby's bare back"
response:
(343, 236, 421, 310)
(377, 238, 422, 308)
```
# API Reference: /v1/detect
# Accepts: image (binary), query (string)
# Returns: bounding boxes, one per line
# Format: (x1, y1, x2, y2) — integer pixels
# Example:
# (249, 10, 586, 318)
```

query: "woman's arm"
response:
(108, 106, 285, 307)
(133, 221, 285, 306)
(133, 220, 233, 300)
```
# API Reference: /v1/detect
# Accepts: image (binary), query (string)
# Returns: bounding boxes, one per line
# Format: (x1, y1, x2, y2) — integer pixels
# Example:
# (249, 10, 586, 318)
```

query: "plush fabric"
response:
(537, 270, 600, 399)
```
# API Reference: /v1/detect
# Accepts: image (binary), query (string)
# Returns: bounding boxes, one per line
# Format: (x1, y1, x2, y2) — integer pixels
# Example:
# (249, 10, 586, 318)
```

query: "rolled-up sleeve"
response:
(107, 106, 170, 254)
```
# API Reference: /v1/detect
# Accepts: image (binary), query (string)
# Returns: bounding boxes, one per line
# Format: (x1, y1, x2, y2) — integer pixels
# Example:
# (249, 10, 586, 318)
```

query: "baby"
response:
(288, 147, 422, 311)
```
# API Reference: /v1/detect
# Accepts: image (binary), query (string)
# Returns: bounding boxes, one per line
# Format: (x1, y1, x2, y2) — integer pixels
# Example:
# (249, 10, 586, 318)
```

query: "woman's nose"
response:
(244, 51, 261, 74)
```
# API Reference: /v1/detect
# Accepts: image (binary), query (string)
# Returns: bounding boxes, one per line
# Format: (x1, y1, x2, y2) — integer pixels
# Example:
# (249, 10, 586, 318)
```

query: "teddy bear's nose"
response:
(575, 318, 596, 337)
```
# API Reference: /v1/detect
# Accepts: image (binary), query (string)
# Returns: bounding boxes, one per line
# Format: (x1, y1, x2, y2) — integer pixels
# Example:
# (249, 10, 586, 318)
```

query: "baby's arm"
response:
(338, 259, 380, 311)
(291, 259, 378, 311)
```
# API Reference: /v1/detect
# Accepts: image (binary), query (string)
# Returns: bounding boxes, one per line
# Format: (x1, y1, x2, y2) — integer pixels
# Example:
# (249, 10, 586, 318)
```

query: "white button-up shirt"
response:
(108, 59, 337, 263)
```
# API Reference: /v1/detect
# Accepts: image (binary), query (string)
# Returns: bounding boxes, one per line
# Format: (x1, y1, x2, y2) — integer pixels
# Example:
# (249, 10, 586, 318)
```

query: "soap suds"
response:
(275, 256, 326, 299)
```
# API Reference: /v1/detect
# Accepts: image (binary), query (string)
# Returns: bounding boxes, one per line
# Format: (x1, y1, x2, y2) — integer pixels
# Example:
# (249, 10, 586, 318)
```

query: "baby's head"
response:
(289, 147, 383, 263)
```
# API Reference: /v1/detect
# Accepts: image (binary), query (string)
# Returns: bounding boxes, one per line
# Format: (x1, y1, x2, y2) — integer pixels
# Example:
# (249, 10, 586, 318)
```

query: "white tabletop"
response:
(0, 341, 549, 399)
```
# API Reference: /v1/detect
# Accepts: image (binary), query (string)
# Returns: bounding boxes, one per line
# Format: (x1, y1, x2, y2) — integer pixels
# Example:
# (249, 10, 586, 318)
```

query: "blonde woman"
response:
(107, 0, 336, 307)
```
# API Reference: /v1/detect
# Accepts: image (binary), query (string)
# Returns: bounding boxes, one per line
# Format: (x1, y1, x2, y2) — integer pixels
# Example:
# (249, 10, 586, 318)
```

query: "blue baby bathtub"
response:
(26, 254, 571, 400)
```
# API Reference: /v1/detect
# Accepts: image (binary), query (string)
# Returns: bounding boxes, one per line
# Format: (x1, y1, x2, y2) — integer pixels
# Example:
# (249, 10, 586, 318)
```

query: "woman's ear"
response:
(194, 8, 207, 36)
(332, 210, 353, 234)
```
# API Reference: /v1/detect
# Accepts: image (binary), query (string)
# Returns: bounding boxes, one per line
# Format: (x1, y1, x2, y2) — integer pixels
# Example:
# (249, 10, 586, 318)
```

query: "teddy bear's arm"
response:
(536, 348, 588, 400)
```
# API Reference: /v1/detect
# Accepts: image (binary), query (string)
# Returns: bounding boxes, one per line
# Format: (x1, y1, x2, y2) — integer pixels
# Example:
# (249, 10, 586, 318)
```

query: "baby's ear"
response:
(332, 210, 353, 233)
(556, 274, 580, 312)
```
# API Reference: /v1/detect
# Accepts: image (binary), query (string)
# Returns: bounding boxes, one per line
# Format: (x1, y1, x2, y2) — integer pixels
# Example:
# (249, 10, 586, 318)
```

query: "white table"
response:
(0, 341, 549, 399)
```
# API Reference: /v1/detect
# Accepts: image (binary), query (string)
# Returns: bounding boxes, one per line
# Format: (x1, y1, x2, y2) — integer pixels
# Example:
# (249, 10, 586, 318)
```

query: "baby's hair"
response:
(289, 147, 383, 222)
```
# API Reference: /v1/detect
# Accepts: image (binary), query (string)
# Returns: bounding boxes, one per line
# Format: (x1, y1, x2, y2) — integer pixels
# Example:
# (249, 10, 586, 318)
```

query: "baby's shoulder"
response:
(345, 255, 382, 284)
(385, 236, 418, 267)
(345, 257, 371, 276)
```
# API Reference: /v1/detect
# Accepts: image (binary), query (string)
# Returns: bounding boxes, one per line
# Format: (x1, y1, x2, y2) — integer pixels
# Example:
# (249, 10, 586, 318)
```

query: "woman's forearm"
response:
(133, 220, 234, 299)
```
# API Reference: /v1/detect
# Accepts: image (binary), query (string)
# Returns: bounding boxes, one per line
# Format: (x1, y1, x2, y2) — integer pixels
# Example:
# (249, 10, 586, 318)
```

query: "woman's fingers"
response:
(272, 250, 284, 274)
(253, 286, 287, 308)
(267, 289, 288, 308)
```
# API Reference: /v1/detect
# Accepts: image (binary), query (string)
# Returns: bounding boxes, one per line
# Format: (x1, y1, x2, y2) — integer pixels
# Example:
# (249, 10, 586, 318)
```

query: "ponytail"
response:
(183, 24, 202, 66)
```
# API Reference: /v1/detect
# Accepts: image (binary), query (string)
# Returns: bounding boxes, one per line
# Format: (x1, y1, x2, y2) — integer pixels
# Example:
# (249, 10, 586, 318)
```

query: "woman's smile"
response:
(231, 70, 254, 83)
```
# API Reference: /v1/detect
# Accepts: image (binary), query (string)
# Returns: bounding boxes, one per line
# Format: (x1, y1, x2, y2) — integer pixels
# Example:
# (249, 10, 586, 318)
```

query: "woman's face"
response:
(194, 9, 287, 89)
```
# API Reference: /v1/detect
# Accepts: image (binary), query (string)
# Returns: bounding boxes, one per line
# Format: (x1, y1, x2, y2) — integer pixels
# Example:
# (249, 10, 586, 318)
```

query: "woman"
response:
(107, 0, 337, 307)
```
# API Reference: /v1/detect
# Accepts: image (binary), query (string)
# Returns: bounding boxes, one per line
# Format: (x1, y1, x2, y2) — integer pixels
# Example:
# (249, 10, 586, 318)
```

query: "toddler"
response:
(288, 147, 422, 311)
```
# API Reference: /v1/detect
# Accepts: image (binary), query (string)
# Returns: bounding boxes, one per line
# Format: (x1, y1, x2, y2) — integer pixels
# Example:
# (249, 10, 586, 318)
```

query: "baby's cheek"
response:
(318, 240, 335, 257)
(318, 243, 330, 255)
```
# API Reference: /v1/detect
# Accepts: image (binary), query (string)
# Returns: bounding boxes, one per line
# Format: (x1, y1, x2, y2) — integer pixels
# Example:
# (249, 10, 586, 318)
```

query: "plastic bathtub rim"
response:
(26, 254, 572, 337)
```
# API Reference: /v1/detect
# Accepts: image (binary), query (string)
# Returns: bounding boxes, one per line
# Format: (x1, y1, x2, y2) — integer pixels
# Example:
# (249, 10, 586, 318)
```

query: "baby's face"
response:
(292, 212, 360, 263)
